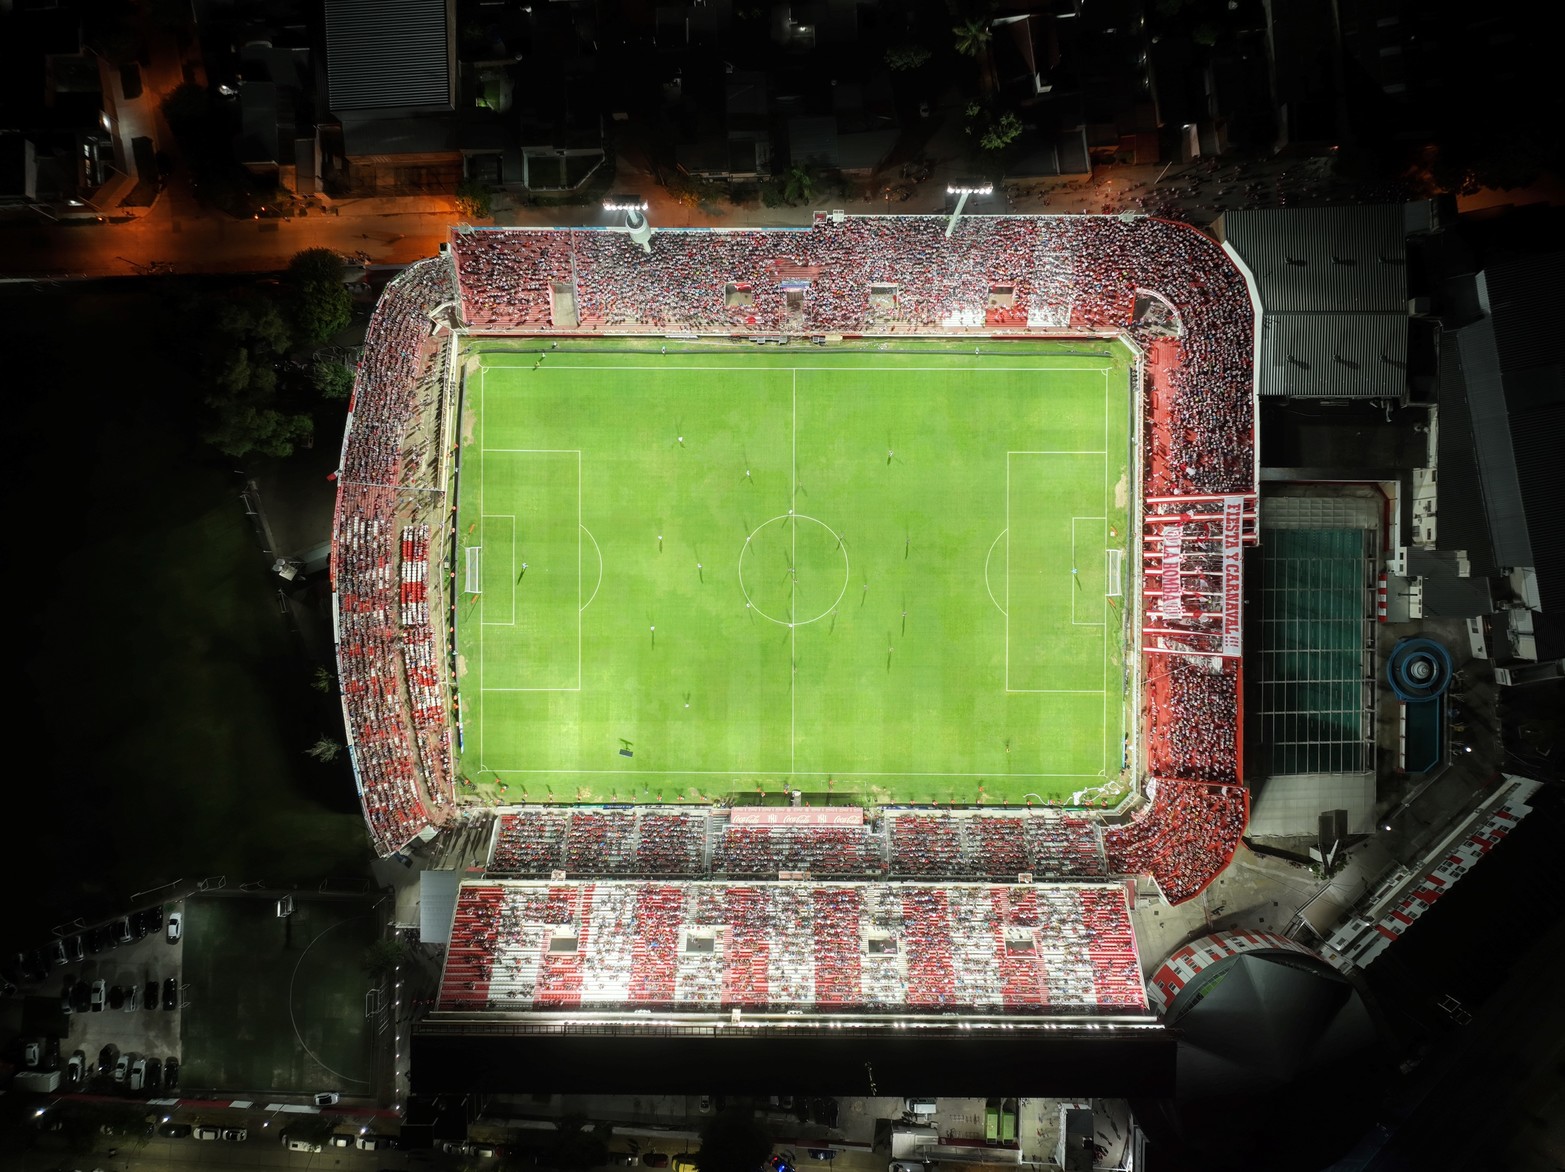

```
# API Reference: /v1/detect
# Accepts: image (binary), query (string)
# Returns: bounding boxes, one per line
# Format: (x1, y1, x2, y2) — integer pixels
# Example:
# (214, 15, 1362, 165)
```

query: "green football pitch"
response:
(453, 340, 1134, 807)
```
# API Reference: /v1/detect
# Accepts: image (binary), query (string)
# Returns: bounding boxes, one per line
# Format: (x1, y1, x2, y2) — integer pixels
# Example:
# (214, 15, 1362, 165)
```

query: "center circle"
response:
(738, 514, 851, 627)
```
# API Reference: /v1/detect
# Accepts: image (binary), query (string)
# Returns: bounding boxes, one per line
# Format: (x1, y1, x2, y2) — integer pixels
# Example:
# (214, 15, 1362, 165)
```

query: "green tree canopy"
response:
(783, 163, 817, 205)
(885, 43, 932, 70)
(952, 17, 992, 57)
(286, 248, 353, 344)
(311, 359, 356, 401)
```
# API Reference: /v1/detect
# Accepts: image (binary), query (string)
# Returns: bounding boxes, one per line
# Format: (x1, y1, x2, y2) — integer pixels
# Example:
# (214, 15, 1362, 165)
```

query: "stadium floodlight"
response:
(945, 181, 994, 238)
(602, 194, 649, 212)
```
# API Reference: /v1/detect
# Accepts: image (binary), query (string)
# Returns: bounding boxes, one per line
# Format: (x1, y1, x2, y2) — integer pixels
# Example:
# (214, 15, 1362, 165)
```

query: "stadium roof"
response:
(1218, 205, 1409, 398)
(324, 0, 453, 116)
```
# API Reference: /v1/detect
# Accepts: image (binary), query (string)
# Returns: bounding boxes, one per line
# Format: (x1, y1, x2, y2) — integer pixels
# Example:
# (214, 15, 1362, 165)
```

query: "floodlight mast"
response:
(604, 196, 654, 253)
(945, 183, 994, 238)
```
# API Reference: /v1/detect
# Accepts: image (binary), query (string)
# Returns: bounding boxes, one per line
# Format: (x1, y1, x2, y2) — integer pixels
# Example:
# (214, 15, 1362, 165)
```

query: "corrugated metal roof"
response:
(325, 0, 451, 114)
(1258, 312, 1406, 398)
(1434, 340, 1498, 576)
(1456, 320, 1535, 570)
(1219, 205, 1408, 312)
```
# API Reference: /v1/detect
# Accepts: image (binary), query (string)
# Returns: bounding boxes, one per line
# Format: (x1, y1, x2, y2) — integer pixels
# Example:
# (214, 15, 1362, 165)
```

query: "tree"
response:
(952, 17, 992, 58)
(696, 1109, 772, 1172)
(885, 43, 932, 71)
(546, 1116, 611, 1170)
(311, 360, 355, 401)
(310, 665, 336, 693)
(979, 111, 1023, 152)
(286, 248, 352, 344)
(782, 163, 816, 205)
(456, 178, 493, 219)
(362, 934, 412, 977)
(160, 82, 208, 133)
(304, 736, 344, 763)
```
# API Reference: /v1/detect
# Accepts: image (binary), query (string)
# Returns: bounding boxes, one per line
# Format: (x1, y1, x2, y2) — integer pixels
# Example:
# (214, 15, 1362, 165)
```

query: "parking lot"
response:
(56, 901, 185, 1095)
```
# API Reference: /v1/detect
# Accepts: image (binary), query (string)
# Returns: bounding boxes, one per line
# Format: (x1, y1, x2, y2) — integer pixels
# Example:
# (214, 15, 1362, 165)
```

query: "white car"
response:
(313, 1091, 340, 1106)
(223, 1129, 248, 1141)
(113, 1054, 131, 1083)
(287, 1139, 323, 1152)
(166, 911, 182, 943)
(90, 979, 107, 1011)
(195, 1126, 222, 1140)
(357, 1134, 391, 1151)
(330, 1134, 353, 1147)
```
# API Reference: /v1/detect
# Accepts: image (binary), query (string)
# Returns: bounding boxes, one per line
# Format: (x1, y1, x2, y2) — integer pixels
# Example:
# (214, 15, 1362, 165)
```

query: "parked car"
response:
(23, 1041, 40, 1067)
(123, 983, 141, 1011)
(113, 1053, 131, 1083)
(164, 1056, 180, 1090)
(808, 1152, 836, 1162)
(160, 1123, 193, 1138)
(67, 935, 85, 962)
(112, 918, 133, 944)
(166, 911, 182, 943)
(610, 1155, 638, 1166)
(109, 984, 126, 1010)
(144, 905, 165, 932)
(313, 1091, 340, 1106)
(329, 1134, 353, 1147)
(357, 1134, 392, 1151)
(129, 912, 149, 940)
(223, 1128, 248, 1141)
(129, 1058, 148, 1091)
(145, 1057, 161, 1092)
(144, 979, 158, 1011)
(66, 1050, 86, 1087)
(60, 980, 74, 1015)
(888, 1164, 927, 1172)
(97, 1043, 119, 1075)
(22, 948, 47, 981)
(195, 1126, 221, 1140)
(86, 926, 108, 954)
(49, 939, 68, 966)
(90, 979, 107, 1011)
(475, 1145, 499, 1158)
(643, 1155, 671, 1167)
(286, 1138, 323, 1152)
(72, 980, 91, 1012)
(163, 977, 178, 1010)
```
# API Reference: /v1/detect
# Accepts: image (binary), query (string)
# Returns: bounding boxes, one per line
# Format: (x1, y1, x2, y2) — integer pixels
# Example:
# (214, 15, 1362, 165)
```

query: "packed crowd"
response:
(487, 807, 1115, 881)
(435, 879, 1149, 1014)
(1103, 779, 1248, 904)
(488, 808, 707, 876)
(332, 259, 457, 854)
(712, 825, 885, 877)
(1145, 657, 1240, 784)
(886, 812, 1108, 879)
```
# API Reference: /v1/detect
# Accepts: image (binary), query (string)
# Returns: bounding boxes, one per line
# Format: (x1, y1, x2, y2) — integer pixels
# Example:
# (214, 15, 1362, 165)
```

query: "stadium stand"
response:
(436, 879, 1148, 1014)
(340, 215, 1256, 905)
(331, 259, 458, 854)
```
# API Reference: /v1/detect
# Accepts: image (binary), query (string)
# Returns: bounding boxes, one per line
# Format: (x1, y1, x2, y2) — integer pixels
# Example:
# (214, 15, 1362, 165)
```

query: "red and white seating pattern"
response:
(332, 259, 457, 854)
(436, 879, 1148, 1014)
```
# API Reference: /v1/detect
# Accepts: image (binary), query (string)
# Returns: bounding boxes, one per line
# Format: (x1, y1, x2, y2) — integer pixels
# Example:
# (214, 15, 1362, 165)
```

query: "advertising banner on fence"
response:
(731, 806, 864, 827)
(1220, 496, 1244, 657)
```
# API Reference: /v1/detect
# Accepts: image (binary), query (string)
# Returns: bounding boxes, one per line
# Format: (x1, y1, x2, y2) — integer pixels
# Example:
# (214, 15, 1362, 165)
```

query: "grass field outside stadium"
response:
(452, 338, 1136, 809)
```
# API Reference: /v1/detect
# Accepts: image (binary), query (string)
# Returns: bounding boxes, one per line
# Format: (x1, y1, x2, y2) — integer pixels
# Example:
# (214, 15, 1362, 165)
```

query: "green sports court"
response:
(453, 339, 1134, 807)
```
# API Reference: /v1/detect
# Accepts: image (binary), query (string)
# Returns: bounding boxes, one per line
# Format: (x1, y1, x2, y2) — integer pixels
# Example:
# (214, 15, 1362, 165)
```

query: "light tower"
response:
(604, 195, 653, 253)
(945, 181, 994, 238)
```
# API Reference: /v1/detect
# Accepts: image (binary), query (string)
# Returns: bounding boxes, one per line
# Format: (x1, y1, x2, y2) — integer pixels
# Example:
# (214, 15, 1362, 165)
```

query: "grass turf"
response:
(179, 895, 377, 1092)
(453, 340, 1133, 807)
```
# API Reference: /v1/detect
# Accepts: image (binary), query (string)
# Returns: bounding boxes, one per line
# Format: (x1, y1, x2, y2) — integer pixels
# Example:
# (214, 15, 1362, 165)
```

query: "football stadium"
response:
(331, 213, 1255, 1089)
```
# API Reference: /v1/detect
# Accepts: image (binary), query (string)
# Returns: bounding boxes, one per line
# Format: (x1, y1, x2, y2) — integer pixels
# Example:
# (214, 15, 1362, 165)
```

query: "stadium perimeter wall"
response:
(333, 215, 1258, 906)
